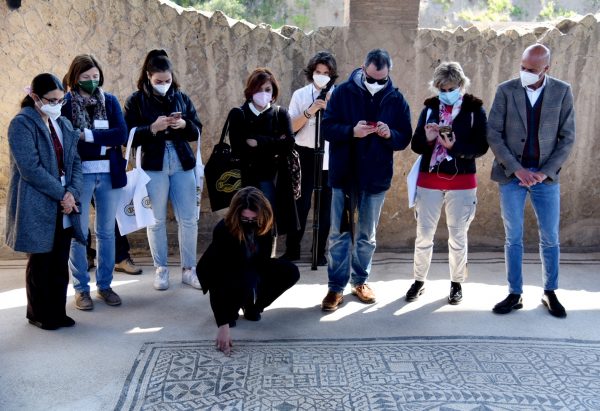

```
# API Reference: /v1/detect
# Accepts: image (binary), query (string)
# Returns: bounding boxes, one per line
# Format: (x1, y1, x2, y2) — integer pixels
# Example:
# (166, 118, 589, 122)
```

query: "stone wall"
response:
(1, 0, 598, 257)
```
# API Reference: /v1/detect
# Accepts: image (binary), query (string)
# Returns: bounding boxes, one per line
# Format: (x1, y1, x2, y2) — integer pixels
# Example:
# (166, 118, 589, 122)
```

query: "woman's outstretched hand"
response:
(216, 324, 233, 356)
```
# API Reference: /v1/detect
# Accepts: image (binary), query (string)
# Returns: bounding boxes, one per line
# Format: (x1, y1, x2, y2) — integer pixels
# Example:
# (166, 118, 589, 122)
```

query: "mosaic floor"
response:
(115, 337, 600, 410)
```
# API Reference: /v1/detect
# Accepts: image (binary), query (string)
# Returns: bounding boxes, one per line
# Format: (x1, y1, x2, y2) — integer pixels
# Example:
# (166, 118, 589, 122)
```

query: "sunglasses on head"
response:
(364, 74, 388, 85)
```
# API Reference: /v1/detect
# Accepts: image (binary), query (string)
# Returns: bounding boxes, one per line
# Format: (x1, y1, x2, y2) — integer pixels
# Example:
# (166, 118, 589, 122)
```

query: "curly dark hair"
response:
(303, 51, 338, 85)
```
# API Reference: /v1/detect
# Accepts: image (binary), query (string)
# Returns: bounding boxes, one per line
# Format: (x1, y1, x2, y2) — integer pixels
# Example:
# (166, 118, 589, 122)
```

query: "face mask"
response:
(520, 70, 541, 87)
(313, 74, 330, 89)
(241, 219, 258, 231)
(252, 91, 272, 108)
(152, 83, 170, 95)
(78, 80, 99, 95)
(363, 80, 386, 96)
(38, 100, 62, 120)
(439, 89, 461, 106)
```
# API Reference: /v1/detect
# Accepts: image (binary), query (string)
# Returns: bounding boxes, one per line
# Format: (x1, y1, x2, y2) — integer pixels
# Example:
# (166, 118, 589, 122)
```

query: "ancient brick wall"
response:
(1, 0, 598, 257)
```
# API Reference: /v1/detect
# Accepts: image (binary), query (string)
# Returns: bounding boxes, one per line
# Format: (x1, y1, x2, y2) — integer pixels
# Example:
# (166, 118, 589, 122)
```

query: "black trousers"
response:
(26, 214, 72, 324)
(210, 259, 300, 326)
(285, 145, 332, 257)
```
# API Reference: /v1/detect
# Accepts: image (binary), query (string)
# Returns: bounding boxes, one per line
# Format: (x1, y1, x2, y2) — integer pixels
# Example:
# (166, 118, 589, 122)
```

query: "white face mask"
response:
(38, 101, 62, 121)
(364, 80, 386, 96)
(152, 83, 171, 95)
(252, 91, 272, 108)
(313, 74, 331, 89)
(520, 70, 541, 88)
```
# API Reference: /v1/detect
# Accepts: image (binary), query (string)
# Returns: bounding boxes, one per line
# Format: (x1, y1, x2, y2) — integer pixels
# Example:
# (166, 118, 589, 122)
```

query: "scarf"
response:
(70, 88, 108, 130)
(428, 96, 463, 172)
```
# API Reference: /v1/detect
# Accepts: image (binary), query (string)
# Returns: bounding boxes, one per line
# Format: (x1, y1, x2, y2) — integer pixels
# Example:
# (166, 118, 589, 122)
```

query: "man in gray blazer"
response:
(487, 44, 575, 318)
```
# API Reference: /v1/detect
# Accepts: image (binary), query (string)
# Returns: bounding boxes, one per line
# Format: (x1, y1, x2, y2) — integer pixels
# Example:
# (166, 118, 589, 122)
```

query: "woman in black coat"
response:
(227, 68, 298, 246)
(197, 187, 299, 355)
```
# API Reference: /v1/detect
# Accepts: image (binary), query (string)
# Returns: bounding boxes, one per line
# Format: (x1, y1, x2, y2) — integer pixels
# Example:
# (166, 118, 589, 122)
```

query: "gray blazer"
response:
(487, 76, 575, 184)
(5, 107, 82, 253)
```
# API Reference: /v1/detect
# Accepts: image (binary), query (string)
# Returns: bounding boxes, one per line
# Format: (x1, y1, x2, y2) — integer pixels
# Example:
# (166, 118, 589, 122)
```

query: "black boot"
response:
(405, 280, 425, 302)
(493, 294, 523, 314)
(448, 282, 463, 305)
(541, 290, 566, 318)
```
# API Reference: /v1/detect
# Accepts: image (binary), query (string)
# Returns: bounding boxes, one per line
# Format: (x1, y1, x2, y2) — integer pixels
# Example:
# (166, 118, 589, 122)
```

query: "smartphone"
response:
(169, 112, 182, 119)
(366, 121, 378, 127)
(439, 125, 453, 141)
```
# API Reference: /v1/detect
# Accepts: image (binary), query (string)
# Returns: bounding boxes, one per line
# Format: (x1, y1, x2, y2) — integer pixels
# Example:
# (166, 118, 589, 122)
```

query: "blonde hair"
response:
(429, 61, 470, 94)
(225, 187, 274, 242)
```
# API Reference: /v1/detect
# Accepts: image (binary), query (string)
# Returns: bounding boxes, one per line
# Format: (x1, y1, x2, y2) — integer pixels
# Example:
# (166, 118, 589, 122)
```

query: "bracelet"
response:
(150, 125, 157, 136)
(303, 109, 312, 119)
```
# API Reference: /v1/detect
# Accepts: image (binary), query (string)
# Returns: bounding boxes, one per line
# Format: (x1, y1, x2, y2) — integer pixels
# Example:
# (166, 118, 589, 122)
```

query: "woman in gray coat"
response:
(5, 73, 83, 330)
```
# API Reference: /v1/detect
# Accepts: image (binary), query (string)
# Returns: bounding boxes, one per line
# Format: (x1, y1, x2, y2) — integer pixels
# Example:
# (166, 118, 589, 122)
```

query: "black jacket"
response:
(228, 102, 294, 185)
(197, 220, 274, 326)
(124, 84, 202, 171)
(411, 94, 488, 175)
(228, 103, 298, 234)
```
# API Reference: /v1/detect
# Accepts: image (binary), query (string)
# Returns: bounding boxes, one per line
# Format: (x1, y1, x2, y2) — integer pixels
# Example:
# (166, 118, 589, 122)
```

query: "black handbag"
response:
(204, 111, 242, 211)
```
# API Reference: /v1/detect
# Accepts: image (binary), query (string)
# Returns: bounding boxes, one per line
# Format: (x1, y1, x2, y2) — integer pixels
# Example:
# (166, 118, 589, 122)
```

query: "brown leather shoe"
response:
(351, 283, 376, 304)
(115, 258, 143, 275)
(321, 291, 344, 311)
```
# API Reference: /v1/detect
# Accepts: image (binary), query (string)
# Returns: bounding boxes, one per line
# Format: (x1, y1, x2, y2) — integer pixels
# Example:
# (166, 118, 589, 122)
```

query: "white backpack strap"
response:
(195, 129, 203, 167)
(124, 127, 137, 169)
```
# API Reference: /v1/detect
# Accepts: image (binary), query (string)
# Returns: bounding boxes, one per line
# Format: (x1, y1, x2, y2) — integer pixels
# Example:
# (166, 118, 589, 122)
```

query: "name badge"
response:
(94, 120, 109, 129)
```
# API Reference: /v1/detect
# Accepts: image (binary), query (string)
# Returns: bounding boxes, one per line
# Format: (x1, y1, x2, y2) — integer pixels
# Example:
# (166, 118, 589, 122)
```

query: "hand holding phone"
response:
(438, 125, 453, 142)
(366, 121, 378, 127)
(169, 112, 182, 120)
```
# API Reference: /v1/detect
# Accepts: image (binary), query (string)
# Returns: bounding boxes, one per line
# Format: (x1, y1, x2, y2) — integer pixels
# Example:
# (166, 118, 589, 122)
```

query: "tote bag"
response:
(204, 111, 242, 211)
(115, 127, 155, 235)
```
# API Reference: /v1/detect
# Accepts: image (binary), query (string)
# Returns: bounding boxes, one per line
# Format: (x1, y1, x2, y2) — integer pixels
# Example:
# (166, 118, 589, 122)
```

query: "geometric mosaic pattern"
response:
(115, 337, 600, 410)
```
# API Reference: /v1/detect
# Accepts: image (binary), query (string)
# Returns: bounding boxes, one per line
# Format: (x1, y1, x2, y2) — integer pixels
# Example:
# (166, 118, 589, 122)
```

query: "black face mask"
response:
(241, 220, 258, 231)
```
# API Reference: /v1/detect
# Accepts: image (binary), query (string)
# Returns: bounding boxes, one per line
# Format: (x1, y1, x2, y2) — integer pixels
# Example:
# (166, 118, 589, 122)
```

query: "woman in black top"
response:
(227, 68, 297, 245)
(197, 187, 299, 355)
(124, 49, 203, 291)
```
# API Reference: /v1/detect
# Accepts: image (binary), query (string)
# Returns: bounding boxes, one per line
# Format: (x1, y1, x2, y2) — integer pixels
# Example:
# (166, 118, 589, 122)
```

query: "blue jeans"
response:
(499, 179, 560, 294)
(145, 142, 198, 269)
(327, 188, 386, 293)
(69, 172, 122, 292)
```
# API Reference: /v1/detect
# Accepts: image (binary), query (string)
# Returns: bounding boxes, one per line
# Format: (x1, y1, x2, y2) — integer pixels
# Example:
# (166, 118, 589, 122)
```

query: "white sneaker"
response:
(182, 267, 201, 290)
(154, 266, 169, 290)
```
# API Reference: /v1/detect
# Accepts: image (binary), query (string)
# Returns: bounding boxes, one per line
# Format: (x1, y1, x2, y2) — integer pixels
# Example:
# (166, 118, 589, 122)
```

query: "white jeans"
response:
(413, 187, 477, 283)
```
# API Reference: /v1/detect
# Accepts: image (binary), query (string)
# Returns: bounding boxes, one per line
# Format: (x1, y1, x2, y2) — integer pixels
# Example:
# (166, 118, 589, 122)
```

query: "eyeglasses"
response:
(364, 74, 388, 85)
(41, 97, 67, 107)
(241, 218, 257, 224)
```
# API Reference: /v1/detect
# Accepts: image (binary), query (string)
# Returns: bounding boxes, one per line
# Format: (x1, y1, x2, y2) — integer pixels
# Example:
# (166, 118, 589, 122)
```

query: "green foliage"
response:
(197, 0, 247, 20)
(433, 0, 453, 12)
(457, 0, 520, 22)
(537, 1, 576, 21)
(171, 0, 286, 27)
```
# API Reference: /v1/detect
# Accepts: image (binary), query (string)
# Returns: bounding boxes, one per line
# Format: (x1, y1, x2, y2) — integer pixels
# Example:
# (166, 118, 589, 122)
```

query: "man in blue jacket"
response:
(320, 49, 412, 311)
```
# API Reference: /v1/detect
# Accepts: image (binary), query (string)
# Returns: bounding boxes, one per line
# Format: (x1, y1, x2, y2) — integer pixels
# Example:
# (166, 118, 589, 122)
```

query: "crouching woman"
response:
(197, 187, 299, 355)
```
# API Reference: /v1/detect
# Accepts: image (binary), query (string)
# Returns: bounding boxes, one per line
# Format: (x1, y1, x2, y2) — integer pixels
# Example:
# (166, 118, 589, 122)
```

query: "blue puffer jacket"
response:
(322, 68, 412, 193)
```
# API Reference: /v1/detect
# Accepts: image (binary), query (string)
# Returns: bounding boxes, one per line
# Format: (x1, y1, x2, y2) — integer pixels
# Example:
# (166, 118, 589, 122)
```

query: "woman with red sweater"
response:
(406, 62, 488, 305)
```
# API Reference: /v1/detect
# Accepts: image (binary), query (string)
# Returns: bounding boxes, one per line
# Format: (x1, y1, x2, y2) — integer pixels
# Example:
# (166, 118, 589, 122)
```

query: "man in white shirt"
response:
(281, 51, 338, 266)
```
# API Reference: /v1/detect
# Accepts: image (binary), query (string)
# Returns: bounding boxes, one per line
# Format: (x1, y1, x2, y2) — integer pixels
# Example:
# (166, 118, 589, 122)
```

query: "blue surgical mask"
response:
(439, 89, 461, 106)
